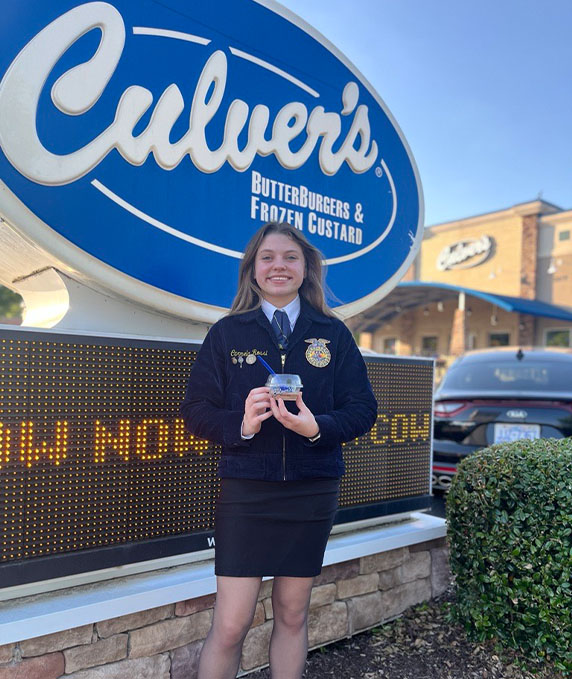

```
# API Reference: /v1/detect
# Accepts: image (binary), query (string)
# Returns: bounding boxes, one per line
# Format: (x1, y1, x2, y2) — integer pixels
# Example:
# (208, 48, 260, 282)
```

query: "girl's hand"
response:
(270, 392, 319, 438)
(242, 386, 273, 436)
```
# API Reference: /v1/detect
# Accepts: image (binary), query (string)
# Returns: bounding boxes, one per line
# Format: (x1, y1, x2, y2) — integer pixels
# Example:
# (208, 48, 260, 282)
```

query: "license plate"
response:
(494, 423, 540, 443)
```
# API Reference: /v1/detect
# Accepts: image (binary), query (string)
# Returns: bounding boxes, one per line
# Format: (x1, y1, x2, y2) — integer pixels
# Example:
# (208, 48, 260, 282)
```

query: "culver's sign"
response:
(436, 235, 494, 271)
(0, 0, 422, 322)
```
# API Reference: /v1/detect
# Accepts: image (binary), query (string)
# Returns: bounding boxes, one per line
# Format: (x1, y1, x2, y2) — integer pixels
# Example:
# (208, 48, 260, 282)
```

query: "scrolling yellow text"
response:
(0, 418, 210, 468)
(369, 412, 430, 444)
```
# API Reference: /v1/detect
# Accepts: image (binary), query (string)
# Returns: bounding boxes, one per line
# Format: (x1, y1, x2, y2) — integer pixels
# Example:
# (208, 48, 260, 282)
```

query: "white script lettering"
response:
(0, 2, 379, 185)
(436, 235, 493, 271)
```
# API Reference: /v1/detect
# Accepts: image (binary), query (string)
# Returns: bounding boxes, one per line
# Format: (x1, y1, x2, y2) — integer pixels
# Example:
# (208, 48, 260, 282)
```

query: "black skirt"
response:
(214, 477, 340, 577)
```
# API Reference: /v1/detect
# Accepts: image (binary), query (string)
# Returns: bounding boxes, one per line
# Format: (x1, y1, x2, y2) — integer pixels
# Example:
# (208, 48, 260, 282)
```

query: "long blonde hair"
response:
(230, 222, 335, 316)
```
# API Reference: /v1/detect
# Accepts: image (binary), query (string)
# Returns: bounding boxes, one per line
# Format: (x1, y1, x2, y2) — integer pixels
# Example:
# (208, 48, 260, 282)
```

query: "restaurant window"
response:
(489, 332, 510, 347)
(382, 337, 397, 354)
(545, 329, 571, 347)
(421, 336, 438, 356)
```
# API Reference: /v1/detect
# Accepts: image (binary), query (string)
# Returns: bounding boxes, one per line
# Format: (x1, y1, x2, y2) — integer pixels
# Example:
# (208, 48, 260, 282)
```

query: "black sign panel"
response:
(0, 328, 432, 587)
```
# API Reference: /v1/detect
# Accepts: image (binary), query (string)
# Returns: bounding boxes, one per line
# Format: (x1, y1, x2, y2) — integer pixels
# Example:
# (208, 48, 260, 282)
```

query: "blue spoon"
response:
(256, 354, 276, 375)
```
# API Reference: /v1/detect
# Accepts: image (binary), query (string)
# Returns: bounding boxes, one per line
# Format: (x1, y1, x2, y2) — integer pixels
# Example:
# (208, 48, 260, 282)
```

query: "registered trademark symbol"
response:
(375, 166, 383, 178)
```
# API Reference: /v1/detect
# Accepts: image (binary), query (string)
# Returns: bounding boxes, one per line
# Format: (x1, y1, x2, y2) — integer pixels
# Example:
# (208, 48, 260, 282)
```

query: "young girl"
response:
(181, 222, 377, 679)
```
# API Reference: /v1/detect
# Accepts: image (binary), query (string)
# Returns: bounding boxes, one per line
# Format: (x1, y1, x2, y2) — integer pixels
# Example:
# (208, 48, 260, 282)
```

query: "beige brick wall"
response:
(465, 300, 518, 348)
(0, 538, 449, 678)
(369, 202, 572, 359)
(539, 211, 572, 308)
(550, 253, 572, 308)
(449, 308, 466, 356)
(421, 213, 525, 297)
(372, 295, 528, 358)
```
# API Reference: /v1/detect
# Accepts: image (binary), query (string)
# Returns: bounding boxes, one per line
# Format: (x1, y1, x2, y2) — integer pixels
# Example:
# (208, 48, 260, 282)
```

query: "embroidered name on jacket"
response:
(230, 349, 268, 367)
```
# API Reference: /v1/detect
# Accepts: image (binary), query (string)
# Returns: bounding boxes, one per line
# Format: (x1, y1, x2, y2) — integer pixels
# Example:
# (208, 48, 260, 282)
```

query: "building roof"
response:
(424, 198, 563, 231)
(353, 281, 572, 332)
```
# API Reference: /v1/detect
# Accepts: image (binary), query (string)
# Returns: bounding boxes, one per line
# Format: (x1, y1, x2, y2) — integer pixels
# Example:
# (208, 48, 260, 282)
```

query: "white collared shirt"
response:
(242, 295, 301, 439)
(260, 295, 301, 332)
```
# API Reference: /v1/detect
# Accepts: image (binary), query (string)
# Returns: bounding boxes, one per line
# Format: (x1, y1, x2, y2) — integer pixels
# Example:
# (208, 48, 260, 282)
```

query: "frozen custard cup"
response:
(266, 374, 303, 400)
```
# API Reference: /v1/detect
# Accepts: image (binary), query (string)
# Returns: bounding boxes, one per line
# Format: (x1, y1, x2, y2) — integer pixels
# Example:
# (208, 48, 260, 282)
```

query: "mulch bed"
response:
(247, 585, 563, 678)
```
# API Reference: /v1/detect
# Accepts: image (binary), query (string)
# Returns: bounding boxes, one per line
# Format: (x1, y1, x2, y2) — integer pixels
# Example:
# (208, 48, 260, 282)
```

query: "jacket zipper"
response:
(281, 352, 286, 480)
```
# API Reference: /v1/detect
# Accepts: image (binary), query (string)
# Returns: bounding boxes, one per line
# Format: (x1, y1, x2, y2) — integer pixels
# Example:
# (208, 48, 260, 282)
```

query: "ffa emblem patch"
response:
(305, 338, 331, 367)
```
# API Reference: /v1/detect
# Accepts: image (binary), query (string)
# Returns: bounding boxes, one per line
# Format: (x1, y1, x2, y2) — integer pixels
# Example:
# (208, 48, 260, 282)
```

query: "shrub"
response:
(446, 437, 572, 673)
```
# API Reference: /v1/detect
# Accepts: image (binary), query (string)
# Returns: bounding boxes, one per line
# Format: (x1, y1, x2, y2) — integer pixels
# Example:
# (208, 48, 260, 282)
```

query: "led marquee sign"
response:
(0, 0, 423, 322)
(0, 327, 433, 588)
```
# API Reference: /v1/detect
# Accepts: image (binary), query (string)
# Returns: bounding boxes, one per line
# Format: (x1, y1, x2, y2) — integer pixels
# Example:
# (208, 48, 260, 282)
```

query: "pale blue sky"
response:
(280, 0, 572, 226)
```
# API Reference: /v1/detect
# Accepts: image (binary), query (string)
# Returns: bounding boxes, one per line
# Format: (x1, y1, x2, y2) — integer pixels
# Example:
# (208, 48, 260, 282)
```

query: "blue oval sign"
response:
(0, 0, 423, 322)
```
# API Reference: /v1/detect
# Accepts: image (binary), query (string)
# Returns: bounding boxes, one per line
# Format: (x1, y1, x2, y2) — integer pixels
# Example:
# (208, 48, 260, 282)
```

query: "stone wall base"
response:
(0, 538, 449, 678)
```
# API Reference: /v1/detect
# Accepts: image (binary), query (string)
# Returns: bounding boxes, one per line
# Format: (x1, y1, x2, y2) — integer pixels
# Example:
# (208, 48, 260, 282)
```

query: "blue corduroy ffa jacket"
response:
(180, 300, 378, 481)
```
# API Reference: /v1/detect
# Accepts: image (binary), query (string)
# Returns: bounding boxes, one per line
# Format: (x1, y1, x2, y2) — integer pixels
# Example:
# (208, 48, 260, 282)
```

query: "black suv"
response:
(432, 347, 572, 490)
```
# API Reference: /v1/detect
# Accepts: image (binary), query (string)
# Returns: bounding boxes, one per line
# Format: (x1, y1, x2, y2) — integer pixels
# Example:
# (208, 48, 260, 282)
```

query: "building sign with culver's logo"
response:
(0, 0, 423, 323)
(436, 235, 494, 271)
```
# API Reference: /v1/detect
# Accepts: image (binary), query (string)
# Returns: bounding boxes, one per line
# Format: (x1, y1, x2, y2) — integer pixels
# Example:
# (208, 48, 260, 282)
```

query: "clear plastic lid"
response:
(266, 374, 303, 399)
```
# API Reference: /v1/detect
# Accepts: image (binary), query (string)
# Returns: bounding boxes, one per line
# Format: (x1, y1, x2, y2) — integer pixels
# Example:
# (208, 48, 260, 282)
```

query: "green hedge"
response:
(446, 437, 572, 673)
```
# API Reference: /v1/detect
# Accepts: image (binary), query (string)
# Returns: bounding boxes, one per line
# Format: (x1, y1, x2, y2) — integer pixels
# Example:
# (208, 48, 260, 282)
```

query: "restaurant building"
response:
(351, 199, 572, 372)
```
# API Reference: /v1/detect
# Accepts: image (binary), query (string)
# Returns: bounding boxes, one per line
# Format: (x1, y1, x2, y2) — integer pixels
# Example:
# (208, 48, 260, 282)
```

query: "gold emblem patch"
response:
(305, 338, 331, 367)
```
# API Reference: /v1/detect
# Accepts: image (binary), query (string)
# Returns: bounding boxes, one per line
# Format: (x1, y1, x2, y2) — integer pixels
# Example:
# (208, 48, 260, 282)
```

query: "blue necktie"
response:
(272, 310, 291, 350)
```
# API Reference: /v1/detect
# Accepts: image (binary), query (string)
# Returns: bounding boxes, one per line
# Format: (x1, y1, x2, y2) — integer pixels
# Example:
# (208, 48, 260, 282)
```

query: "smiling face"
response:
(254, 233, 305, 307)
